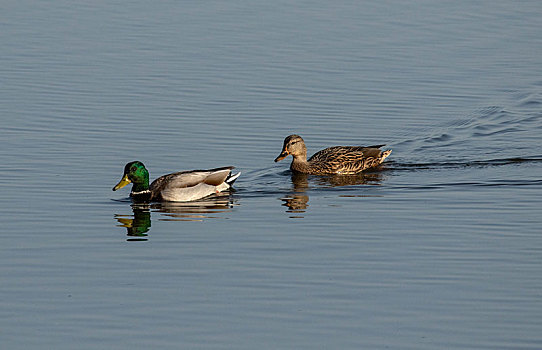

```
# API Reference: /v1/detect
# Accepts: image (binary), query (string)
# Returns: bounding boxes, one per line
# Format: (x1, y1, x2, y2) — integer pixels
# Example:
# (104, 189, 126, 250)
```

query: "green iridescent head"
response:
(112, 161, 150, 192)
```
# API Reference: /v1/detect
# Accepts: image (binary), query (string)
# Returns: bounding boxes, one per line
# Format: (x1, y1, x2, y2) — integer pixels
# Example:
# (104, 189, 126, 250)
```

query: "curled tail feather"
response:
(226, 172, 241, 186)
(381, 150, 392, 162)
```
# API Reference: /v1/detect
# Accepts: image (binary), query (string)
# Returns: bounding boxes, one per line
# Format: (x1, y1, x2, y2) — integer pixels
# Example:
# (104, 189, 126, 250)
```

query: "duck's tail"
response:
(381, 149, 392, 162)
(226, 171, 241, 186)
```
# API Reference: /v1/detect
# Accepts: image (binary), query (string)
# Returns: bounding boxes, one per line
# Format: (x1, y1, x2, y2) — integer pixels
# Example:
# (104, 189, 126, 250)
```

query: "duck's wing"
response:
(150, 166, 235, 202)
(309, 146, 389, 174)
(308, 147, 363, 174)
(365, 144, 386, 149)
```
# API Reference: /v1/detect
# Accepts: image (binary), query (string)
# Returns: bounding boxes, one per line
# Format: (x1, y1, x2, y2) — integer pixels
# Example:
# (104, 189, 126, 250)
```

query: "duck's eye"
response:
(130, 166, 137, 172)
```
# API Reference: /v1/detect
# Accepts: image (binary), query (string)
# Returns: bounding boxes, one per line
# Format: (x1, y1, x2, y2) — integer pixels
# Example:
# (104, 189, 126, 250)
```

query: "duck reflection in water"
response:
(280, 171, 386, 216)
(115, 205, 151, 241)
(280, 172, 310, 214)
(114, 194, 236, 240)
(152, 195, 235, 221)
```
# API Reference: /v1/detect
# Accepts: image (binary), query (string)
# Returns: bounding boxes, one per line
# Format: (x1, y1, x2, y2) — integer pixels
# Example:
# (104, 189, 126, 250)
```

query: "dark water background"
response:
(1, 1, 541, 349)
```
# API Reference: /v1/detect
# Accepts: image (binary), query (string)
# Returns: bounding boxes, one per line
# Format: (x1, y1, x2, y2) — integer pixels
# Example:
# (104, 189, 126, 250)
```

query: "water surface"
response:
(1, 1, 542, 349)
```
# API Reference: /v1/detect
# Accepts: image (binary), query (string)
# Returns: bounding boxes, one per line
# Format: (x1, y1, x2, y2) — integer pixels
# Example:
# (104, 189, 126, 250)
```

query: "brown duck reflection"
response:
(280, 172, 310, 214)
(314, 171, 385, 187)
(114, 194, 236, 240)
(280, 171, 385, 215)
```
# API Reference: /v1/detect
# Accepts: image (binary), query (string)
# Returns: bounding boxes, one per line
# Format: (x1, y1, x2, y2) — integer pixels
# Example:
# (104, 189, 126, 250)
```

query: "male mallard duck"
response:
(113, 161, 241, 202)
(274, 134, 391, 175)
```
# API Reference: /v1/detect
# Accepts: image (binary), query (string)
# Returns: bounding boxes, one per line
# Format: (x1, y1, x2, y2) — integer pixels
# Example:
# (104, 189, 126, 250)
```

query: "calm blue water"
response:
(1, 1, 542, 349)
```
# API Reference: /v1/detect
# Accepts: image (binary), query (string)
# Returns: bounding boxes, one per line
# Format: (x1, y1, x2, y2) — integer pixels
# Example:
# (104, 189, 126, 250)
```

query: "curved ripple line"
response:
(388, 157, 542, 171)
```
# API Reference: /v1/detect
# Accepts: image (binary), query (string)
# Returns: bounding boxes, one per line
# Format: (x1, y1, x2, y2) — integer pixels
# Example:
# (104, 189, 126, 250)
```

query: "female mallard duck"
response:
(112, 161, 241, 202)
(274, 134, 391, 175)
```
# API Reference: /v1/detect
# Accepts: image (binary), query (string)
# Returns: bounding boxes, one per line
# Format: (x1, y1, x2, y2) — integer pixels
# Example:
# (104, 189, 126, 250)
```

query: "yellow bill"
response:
(113, 174, 131, 191)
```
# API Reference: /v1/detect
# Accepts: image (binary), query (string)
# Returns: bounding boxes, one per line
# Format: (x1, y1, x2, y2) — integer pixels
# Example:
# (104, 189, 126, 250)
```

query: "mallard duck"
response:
(274, 134, 391, 175)
(112, 161, 241, 202)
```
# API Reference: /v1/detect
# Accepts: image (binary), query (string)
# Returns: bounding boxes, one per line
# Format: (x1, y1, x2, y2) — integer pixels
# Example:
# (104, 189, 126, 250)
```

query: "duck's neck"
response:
(130, 183, 152, 202)
(290, 155, 310, 173)
(132, 181, 149, 193)
(131, 181, 152, 202)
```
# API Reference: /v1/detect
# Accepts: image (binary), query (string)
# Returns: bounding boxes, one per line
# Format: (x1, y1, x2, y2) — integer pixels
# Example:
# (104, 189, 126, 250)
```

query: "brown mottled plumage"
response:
(274, 134, 392, 175)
